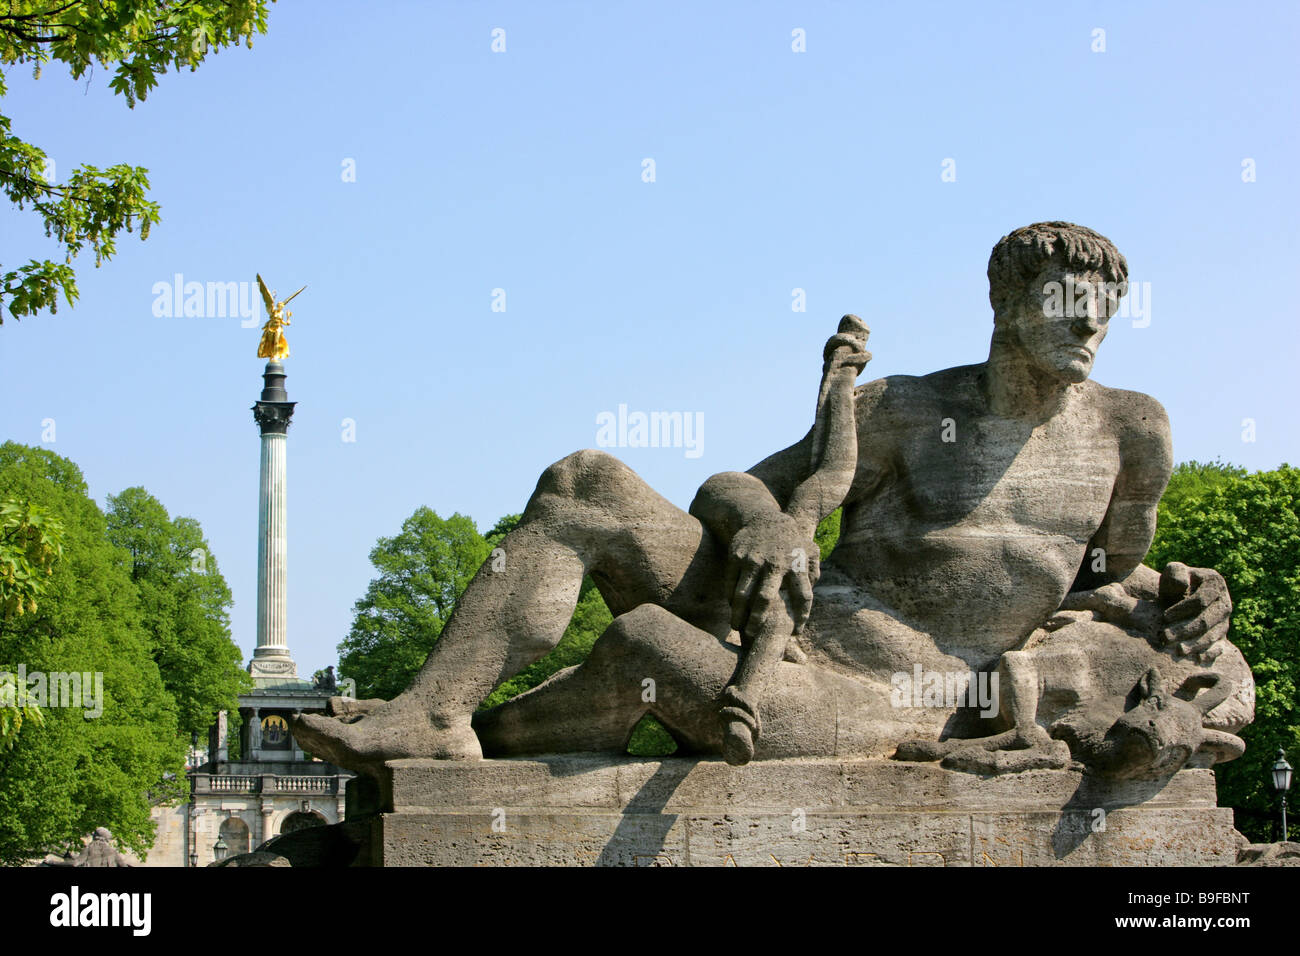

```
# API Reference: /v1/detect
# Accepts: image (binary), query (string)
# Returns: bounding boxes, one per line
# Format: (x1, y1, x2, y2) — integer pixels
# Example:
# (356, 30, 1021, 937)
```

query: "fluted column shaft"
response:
(256, 433, 288, 653)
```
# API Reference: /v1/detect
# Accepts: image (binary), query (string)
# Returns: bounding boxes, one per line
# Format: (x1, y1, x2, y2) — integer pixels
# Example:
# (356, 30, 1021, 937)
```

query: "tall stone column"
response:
(249, 361, 298, 684)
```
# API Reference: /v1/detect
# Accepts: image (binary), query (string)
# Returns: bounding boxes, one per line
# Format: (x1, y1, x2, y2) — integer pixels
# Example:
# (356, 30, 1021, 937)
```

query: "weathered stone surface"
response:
(1237, 841, 1300, 866)
(970, 809, 1237, 867)
(370, 757, 1244, 867)
(385, 755, 624, 811)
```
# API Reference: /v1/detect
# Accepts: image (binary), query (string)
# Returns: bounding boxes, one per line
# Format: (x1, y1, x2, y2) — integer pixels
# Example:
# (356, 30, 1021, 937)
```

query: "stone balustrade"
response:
(191, 772, 346, 796)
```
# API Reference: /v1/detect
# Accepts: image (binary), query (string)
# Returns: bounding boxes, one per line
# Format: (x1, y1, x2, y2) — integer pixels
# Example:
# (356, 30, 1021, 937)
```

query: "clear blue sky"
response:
(1, 1, 1296, 677)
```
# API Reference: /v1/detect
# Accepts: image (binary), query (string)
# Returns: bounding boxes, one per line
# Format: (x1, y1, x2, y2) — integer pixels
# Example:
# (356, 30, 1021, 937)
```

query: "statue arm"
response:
(1072, 394, 1172, 593)
(689, 331, 871, 643)
(1063, 394, 1232, 663)
(689, 373, 880, 547)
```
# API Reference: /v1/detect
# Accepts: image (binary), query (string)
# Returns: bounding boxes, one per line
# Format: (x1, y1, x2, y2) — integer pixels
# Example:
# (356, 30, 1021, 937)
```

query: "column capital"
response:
(253, 360, 295, 435)
(253, 401, 295, 435)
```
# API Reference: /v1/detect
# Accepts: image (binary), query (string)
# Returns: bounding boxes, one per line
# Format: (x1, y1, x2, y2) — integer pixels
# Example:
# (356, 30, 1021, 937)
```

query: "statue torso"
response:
(826, 366, 1123, 659)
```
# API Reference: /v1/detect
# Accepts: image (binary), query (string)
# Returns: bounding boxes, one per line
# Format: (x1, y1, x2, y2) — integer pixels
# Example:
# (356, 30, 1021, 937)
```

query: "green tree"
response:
(1147, 463, 1300, 842)
(0, 498, 63, 746)
(484, 513, 520, 549)
(104, 486, 248, 741)
(0, 442, 182, 862)
(814, 508, 841, 562)
(0, 0, 271, 322)
(1157, 459, 1248, 516)
(0, 497, 63, 617)
(338, 507, 491, 701)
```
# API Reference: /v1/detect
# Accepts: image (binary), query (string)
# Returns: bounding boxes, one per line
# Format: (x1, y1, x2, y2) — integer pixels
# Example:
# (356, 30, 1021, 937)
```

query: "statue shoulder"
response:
(1089, 382, 1170, 439)
(855, 367, 972, 413)
(1088, 382, 1172, 475)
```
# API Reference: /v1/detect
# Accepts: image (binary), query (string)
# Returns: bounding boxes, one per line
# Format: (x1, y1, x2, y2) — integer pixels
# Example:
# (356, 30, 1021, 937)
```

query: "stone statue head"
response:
(1054, 666, 1229, 780)
(987, 222, 1130, 384)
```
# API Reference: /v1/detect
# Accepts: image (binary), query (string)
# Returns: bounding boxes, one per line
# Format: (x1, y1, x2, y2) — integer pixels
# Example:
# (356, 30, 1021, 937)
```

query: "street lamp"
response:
(213, 836, 228, 862)
(1271, 748, 1292, 842)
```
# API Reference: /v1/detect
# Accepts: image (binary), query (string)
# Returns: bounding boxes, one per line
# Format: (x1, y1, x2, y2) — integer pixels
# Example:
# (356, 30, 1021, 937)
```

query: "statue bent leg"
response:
(473, 603, 918, 760)
(292, 450, 733, 771)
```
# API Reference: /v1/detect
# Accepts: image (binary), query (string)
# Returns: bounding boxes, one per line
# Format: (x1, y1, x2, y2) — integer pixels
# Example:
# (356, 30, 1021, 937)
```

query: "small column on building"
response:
(260, 803, 275, 845)
(249, 361, 298, 684)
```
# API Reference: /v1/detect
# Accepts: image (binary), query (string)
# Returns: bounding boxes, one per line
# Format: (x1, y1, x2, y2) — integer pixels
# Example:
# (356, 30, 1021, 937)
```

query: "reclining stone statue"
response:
(293, 221, 1254, 779)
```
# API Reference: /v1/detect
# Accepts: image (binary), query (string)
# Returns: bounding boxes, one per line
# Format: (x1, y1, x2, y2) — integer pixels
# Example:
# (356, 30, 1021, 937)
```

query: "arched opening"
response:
(280, 810, 327, 835)
(217, 816, 251, 860)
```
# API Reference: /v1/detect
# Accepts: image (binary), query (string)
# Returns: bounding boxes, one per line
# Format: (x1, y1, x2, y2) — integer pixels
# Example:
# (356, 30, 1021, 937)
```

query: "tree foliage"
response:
(1147, 462, 1300, 841)
(814, 508, 841, 562)
(104, 486, 248, 740)
(0, 442, 181, 862)
(0, 496, 64, 747)
(338, 507, 492, 701)
(1156, 459, 1248, 516)
(0, 0, 272, 322)
(0, 497, 62, 618)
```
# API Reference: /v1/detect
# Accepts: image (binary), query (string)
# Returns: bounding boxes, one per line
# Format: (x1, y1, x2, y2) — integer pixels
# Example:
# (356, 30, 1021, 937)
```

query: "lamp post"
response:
(1271, 748, 1292, 842)
(213, 836, 228, 863)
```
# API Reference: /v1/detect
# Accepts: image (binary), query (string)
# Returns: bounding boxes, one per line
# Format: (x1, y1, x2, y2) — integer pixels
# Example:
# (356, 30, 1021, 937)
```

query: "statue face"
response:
(1004, 264, 1120, 384)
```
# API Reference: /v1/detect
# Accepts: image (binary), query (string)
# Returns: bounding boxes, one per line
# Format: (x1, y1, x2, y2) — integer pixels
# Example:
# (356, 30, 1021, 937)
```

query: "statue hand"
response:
(822, 326, 871, 380)
(724, 514, 820, 639)
(1058, 582, 1161, 635)
(1158, 562, 1232, 664)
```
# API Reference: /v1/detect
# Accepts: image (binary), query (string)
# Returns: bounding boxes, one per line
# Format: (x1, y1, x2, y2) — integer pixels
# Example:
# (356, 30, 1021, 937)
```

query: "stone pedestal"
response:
(363, 756, 1244, 866)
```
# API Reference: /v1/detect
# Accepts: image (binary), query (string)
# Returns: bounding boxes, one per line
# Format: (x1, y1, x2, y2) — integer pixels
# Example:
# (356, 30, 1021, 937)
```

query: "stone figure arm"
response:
(689, 321, 869, 638)
(689, 460, 814, 635)
(1060, 393, 1232, 664)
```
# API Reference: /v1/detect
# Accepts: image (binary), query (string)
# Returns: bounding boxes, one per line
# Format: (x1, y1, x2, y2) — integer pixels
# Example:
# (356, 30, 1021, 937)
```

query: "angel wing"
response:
(256, 274, 276, 314)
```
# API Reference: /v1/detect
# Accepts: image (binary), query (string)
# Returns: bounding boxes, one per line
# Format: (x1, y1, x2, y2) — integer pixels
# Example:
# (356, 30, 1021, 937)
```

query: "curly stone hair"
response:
(987, 222, 1128, 322)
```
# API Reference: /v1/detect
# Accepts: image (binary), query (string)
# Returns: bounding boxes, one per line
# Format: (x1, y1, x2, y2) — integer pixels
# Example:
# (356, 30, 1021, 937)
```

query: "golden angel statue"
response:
(256, 274, 306, 361)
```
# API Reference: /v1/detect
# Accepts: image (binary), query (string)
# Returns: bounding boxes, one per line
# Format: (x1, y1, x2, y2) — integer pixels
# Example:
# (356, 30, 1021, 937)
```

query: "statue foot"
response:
(291, 704, 482, 773)
(893, 728, 1065, 771)
(326, 696, 385, 722)
(892, 739, 950, 762)
(721, 720, 755, 766)
(939, 739, 1072, 775)
(718, 686, 762, 767)
(893, 729, 1018, 763)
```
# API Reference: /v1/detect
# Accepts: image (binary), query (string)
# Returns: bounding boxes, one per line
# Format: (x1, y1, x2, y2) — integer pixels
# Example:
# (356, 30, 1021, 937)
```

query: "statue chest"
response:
(884, 415, 1121, 545)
